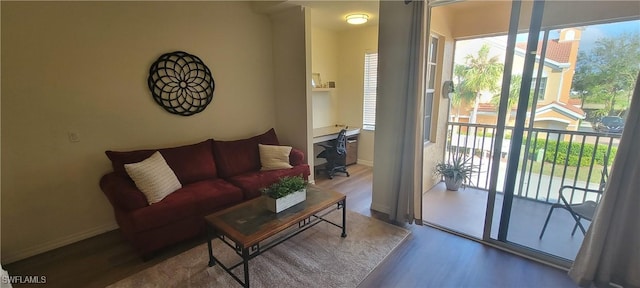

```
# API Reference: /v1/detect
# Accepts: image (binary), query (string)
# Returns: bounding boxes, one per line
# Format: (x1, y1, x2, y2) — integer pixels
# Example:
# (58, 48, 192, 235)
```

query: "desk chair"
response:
(539, 167, 608, 239)
(316, 129, 350, 179)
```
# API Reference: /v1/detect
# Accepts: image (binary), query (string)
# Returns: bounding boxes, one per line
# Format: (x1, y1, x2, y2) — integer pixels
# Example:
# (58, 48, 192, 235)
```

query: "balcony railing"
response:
(444, 122, 621, 205)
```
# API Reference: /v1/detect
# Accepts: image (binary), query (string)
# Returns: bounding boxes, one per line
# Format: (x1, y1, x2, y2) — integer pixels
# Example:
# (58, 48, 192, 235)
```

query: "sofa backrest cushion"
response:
(213, 128, 280, 178)
(106, 139, 218, 184)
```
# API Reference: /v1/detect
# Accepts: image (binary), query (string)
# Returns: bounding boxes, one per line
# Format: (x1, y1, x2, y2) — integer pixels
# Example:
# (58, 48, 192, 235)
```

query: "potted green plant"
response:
(262, 176, 308, 213)
(434, 153, 475, 191)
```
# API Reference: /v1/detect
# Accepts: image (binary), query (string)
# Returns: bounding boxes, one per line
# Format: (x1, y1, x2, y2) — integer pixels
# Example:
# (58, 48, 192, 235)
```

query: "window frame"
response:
(424, 35, 440, 143)
(531, 77, 548, 100)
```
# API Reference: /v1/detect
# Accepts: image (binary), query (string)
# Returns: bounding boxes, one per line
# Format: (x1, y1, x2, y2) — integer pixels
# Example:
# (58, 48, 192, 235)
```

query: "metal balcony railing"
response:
(444, 122, 621, 205)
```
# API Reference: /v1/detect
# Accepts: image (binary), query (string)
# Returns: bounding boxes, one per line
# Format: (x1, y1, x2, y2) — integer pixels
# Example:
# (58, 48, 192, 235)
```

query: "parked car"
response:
(595, 116, 625, 134)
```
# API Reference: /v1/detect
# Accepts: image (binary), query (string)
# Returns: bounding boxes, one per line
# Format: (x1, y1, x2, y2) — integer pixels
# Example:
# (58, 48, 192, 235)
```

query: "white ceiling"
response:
(289, 1, 380, 31)
(254, 0, 490, 31)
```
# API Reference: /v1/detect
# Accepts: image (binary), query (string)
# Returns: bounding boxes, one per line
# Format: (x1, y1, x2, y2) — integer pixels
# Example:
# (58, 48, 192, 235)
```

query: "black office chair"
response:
(539, 167, 608, 239)
(317, 129, 350, 179)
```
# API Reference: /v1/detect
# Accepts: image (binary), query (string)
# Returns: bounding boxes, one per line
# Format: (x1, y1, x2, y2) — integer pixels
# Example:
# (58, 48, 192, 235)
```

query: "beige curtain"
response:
(568, 73, 640, 288)
(372, 0, 426, 224)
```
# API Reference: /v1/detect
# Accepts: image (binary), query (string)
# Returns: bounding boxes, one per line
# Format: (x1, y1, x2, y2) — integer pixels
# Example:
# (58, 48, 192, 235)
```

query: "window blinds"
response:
(363, 53, 378, 130)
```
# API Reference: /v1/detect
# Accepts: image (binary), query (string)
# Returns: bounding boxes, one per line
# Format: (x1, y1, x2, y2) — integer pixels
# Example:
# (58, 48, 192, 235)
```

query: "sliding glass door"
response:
(487, 0, 550, 256)
(489, 0, 638, 264)
(426, 0, 638, 265)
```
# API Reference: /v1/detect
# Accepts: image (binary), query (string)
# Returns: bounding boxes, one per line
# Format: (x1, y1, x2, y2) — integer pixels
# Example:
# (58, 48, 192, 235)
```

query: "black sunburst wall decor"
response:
(147, 51, 215, 116)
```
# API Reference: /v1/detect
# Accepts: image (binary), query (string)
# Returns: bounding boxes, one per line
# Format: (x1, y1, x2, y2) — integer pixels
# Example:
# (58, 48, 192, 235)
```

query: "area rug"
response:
(108, 210, 410, 288)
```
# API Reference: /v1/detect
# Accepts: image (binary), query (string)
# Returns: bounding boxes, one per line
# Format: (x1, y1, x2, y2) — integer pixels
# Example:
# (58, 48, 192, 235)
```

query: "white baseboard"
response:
(356, 159, 373, 166)
(2, 222, 118, 264)
(370, 202, 390, 214)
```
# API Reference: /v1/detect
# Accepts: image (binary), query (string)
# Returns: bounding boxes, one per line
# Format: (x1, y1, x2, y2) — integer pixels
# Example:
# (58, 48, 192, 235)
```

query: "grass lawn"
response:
(525, 161, 606, 184)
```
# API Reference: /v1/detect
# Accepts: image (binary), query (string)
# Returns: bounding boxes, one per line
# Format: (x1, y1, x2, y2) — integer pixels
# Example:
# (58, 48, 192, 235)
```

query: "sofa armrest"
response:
(100, 172, 148, 212)
(289, 148, 305, 166)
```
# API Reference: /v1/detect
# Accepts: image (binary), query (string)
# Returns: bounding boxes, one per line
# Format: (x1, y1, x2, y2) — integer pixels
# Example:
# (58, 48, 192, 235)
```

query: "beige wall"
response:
(337, 25, 379, 166)
(1, 1, 280, 263)
(270, 6, 311, 162)
(511, 56, 561, 105)
(423, 6, 455, 193)
(451, 1, 514, 39)
(544, 67, 563, 104)
(311, 26, 340, 129)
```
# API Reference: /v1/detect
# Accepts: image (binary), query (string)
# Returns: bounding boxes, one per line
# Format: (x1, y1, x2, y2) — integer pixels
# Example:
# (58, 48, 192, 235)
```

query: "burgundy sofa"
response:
(99, 129, 310, 257)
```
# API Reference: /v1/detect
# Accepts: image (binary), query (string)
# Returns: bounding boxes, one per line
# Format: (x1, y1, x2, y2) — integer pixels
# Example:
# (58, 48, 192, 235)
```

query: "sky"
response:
(455, 19, 640, 65)
(573, 20, 640, 53)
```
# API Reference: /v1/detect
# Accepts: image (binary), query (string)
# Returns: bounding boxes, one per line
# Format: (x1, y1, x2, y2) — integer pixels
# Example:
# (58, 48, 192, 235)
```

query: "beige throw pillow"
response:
(124, 151, 182, 205)
(259, 144, 293, 171)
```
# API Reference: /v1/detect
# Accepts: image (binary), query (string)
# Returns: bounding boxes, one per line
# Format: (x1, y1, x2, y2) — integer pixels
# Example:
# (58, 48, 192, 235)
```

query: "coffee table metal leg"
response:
(341, 198, 347, 238)
(207, 226, 216, 267)
(242, 248, 250, 288)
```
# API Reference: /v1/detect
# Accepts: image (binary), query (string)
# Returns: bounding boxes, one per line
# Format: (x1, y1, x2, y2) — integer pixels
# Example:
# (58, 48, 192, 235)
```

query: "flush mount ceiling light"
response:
(345, 14, 369, 25)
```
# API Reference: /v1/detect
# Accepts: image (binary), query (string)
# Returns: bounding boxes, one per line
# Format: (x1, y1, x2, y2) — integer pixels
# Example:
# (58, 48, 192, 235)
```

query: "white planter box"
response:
(265, 188, 307, 213)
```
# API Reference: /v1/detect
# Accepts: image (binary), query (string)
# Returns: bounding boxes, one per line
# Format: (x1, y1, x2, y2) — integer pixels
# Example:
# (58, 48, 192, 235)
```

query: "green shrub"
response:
(531, 139, 616, 167)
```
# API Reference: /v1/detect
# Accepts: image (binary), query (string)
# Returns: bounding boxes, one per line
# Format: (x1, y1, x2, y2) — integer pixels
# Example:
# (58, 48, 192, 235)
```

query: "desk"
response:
(312, 126, 361, 143)
(313, 126, 360, 166)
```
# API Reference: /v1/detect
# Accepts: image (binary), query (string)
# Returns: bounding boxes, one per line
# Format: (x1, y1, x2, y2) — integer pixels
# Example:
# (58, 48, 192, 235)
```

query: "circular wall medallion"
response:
(147, 51, 215, 116)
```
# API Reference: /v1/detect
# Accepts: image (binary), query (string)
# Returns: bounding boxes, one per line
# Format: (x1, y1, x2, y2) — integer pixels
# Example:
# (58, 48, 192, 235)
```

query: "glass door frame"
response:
(481, 0, 574, 268)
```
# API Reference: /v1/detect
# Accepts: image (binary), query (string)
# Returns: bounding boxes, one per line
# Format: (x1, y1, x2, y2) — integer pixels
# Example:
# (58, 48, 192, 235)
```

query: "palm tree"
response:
(456, 44, 504, 123)
(491, 74, 522, 126)
(451, 64, 476, 122)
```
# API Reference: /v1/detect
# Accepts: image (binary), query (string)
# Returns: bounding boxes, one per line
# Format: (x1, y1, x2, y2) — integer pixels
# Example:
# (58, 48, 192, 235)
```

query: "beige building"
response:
(460, 28, 586, 131)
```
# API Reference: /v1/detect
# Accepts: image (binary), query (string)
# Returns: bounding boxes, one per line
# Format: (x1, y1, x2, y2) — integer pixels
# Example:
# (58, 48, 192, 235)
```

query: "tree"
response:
(450, 64, 476, 122)
(491, 74, 522, 126)
(456, 44, 504, 123)
(573, 32, 640, 119)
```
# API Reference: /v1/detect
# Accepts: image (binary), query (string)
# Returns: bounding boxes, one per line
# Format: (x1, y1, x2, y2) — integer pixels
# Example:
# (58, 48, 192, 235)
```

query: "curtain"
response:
(372, 0, 426, 224)
(568, 72, 640, 288)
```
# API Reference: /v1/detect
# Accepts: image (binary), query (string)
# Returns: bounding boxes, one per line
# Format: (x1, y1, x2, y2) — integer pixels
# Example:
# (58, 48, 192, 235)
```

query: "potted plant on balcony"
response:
(434, 153, 475, 191)
(262, 176, 308, 213)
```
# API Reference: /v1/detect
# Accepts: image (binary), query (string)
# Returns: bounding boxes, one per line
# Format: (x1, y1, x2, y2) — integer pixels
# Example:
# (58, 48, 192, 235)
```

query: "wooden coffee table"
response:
(204, 185, 347, 288)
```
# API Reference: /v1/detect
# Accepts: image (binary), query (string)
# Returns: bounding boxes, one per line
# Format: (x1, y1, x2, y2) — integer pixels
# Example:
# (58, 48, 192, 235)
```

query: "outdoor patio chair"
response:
(539, 167, 608, 239)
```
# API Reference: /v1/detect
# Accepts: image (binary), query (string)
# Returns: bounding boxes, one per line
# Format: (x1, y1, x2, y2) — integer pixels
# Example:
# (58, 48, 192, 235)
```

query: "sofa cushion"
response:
(213, 128, 280, 178)
(124, 179, 242, 233)
(128, 188, 198, 232)
(182, 179, 244, 216)
(259, 144, 293, 171)
(125, 151, 182, 204)
(227, 164, 311, 199)
(106, 139, 218, 184)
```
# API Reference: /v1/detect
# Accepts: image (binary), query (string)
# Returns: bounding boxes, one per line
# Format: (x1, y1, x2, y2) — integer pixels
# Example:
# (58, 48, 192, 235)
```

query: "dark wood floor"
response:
(5, 164, 577, 288)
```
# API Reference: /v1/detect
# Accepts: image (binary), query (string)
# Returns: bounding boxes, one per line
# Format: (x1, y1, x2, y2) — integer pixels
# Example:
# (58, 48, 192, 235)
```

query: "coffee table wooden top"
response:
(204, 185, 345, 249)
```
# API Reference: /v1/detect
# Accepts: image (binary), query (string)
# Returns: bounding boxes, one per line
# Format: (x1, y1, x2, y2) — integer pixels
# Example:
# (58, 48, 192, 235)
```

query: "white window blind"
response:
(363, 53, 378, 130)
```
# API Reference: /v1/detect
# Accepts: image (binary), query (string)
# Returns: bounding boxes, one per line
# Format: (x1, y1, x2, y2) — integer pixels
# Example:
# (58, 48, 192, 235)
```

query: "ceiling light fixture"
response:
(345, 14, 369, 25)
